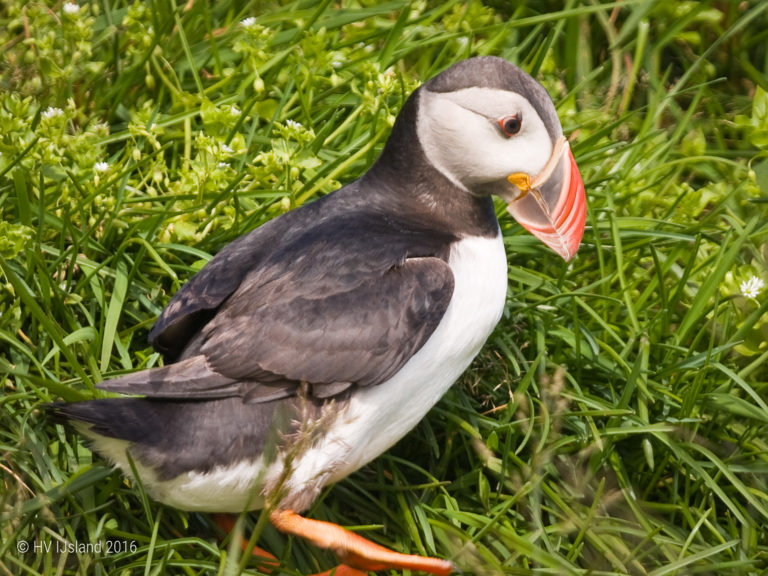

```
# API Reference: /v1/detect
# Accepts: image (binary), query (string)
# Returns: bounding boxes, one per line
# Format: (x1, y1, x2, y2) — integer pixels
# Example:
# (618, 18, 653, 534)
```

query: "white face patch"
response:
(416, 87, 558, 190)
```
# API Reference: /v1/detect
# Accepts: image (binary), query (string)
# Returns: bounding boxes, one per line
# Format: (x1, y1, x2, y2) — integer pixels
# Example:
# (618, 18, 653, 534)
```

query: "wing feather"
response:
(105, 206, 456, 402)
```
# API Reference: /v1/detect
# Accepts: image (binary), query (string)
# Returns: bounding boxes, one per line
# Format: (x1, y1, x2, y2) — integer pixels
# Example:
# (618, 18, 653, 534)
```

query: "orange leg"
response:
(269, 509, 456, 576)
(212, 513, 369, 576)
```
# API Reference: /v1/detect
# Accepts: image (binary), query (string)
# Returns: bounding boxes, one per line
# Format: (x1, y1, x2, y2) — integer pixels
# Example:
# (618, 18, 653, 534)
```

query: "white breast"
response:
(275, 232, 508, 509)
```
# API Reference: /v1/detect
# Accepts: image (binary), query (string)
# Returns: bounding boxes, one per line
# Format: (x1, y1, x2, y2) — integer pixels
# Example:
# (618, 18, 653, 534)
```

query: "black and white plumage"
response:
(53, 57, 585, 521)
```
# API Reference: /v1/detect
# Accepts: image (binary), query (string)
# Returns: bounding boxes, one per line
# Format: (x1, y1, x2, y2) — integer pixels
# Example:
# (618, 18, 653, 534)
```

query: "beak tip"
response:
(556, 172, 587, 261)
(539, 226, 584, 262)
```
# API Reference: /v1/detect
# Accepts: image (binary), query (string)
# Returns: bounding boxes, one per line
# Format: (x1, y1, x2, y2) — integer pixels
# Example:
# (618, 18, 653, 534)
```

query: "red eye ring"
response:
(498, 114, 522, 137)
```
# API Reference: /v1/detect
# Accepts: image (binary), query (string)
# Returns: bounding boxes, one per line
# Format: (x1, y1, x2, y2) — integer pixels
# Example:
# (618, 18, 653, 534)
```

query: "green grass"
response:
(2, 0, 768, 574)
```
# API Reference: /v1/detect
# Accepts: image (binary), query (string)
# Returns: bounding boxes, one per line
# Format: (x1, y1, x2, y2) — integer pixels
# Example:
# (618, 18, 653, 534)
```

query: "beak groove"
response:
(504, 138, 586, 261)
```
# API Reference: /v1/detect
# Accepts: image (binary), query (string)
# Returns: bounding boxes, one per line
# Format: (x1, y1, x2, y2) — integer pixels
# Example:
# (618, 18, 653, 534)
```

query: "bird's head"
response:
(415, 57, 586, 261)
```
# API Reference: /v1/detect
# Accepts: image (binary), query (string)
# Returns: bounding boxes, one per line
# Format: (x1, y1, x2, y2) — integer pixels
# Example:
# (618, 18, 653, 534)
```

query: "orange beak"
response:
(503, 138, 586, 261)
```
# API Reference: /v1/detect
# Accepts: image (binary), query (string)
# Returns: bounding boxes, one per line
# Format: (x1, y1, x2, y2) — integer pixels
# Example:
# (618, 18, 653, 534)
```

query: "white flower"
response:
(217, 162, 230, 169)
(42, 107, 63, 119)
(285, 119, 303, 130)
(241, 17, 257, 28)
(740, 276, 765, 299)
(230, 106, 240, 116)
(220, 143, 234, 155)
(94, 161, 109, 172)
(63, 2, 80, 14)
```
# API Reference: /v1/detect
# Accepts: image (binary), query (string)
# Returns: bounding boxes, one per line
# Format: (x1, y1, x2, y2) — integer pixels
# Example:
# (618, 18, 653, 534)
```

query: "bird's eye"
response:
(498, 114, 522, 137)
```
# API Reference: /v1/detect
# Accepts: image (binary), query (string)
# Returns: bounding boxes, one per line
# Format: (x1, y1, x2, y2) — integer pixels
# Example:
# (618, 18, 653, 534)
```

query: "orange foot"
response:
(270, 509, 456, 576)
(213, 513, 367, 575)
(212, 511, 454, 575)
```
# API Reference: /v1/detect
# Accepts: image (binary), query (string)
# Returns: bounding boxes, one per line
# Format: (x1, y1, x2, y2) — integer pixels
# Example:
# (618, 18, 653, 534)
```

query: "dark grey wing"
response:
(101, 228, 454, 402)
(201, 255, 453, 396)
(101, 256, 453, 401)
(148, 233, 266, 360)
(149, 196, 333, 360)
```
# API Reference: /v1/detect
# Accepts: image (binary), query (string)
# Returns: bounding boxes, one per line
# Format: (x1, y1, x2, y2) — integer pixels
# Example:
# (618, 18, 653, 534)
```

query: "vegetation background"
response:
(2, 0, 768, 574)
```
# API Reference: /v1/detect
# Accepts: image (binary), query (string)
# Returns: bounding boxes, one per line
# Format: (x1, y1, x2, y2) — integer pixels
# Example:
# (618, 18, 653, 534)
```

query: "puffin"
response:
(52, 56, 586, 575)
